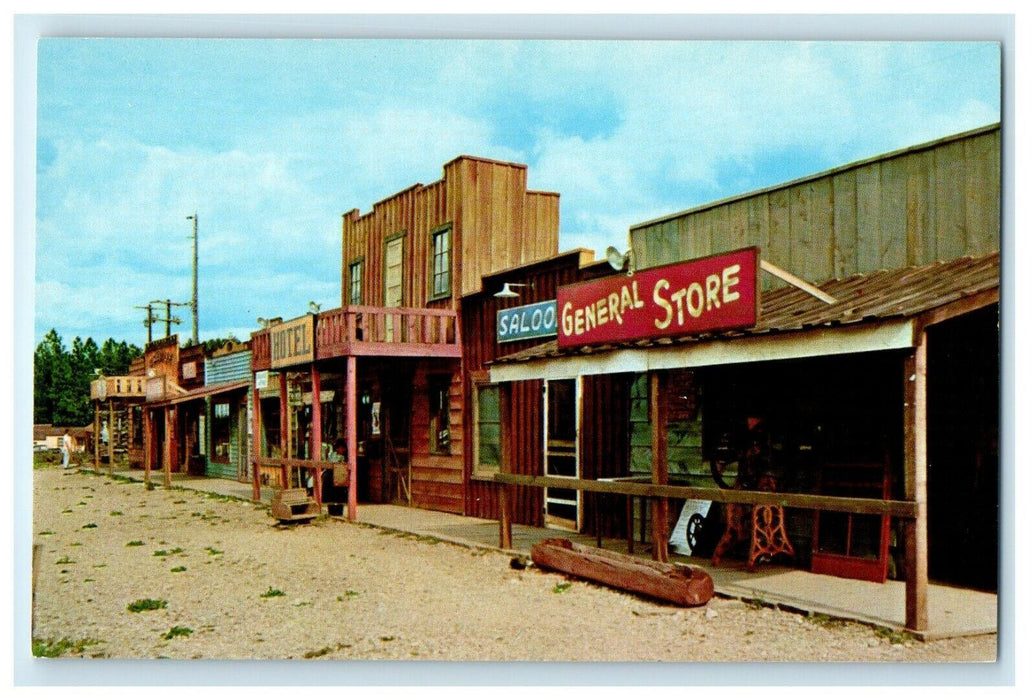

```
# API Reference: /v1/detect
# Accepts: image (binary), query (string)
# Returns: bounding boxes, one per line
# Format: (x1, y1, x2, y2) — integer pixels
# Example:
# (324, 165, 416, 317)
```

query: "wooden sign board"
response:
(270, 315, 314, 369)
(557, 247, 759, 349)
(497, 299, 558, 343)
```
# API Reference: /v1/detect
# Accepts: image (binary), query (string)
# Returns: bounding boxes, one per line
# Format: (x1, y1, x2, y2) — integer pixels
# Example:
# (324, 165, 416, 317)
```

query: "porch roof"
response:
(147, 379, 250, 407)
(489, 253, 999, 381)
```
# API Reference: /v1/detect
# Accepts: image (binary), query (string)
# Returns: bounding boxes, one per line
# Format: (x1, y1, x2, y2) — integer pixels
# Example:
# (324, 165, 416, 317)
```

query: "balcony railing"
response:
(252, 305, 461, 370)
(316, 305, 459, 358)
(90, 376, 147, 401)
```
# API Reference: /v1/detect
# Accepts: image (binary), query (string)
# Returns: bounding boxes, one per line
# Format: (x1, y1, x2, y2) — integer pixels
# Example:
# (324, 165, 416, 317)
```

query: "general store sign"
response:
(497, 299, 557, 343)
(557, 247, 759, 349)
(270, 315, 315, 369)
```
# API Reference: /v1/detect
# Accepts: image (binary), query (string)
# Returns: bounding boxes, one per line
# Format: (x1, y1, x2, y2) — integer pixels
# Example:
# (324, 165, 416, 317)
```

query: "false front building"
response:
(248, 156, 561, 517)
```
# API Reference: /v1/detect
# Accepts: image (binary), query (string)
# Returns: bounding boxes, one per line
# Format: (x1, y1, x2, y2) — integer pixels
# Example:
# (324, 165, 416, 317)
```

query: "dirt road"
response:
(30, 466, 996, 662)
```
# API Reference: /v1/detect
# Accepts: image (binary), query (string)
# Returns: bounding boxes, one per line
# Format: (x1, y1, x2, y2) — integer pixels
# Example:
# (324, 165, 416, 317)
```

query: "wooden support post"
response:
(650, 371, 669, 563)
(252, 375, 263, 501)
(346, 355, 358, 521)
(107, 399, 115, 476)
(903, 332, 929, 632)
(311, 364, 323, 505)
(143, 409, 152, 486)
(164, 408, 174, 489)
(498, 381, 514, 549)
(93, 402, 100, 471)
(279, 372, 289, 460)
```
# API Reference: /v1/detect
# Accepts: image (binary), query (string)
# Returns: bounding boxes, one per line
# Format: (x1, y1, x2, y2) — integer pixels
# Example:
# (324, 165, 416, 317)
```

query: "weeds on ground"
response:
(745, 597, 768, 610)
(259, 586, 285, 599)
(109, 511, 123, 516)
(163, 626, 193, 640)
(807, 612, 846, 629)
(32, 637, 103, 657)
(127, 598, 168, 613)
(170, 566, 187, 573)
(126, 540, 145, 547)
(38, 530, 55, 536)
(875, 627, 916, 645)
(82, 523, 97, 529)
(336, 590, 361, 601)
(55, 555, 74, 565)
(552, 581, 573, 594)
(153, 548, 184, 557)
(205, 546, 223, 556)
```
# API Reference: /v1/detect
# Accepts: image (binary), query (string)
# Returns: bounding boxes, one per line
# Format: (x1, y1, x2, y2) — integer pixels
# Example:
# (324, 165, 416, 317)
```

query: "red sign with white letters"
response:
(556, 247, 759, 348)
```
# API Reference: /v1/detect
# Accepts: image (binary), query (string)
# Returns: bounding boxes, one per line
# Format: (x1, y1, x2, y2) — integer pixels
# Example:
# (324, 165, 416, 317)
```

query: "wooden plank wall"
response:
(342, 156, 560, 309)
(409, 362, 465, 514)
(631, 126, 1000, 287)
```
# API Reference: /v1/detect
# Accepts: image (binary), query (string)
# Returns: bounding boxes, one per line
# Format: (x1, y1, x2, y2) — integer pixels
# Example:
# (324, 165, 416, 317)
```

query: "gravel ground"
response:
(31, 466, 997, 662)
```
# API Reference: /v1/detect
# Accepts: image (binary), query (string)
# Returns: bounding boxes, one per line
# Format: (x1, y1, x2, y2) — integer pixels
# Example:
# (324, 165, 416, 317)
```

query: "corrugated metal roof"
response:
(493, 253, 1000, 365)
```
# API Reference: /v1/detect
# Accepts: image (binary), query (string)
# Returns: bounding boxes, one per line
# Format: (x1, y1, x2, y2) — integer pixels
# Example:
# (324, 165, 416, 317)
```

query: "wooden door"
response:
(544, 378, 581, 530)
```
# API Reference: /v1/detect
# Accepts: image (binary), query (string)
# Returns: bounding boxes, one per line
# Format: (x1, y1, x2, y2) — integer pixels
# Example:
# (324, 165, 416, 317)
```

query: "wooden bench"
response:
(270, 488, 320, 523)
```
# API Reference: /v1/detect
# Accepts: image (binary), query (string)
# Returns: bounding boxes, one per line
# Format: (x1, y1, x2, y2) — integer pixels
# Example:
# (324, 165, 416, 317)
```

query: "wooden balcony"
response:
(90, 376, 147, 401)
(251, 305, 461, 370)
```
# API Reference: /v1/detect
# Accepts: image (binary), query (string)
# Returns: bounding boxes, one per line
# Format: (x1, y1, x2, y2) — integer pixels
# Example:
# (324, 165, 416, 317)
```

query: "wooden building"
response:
(249, 156, 563, 517)
(139, 336, 254, 487)
(88, 356, 147, 470)
(486, 125, 1001, 633)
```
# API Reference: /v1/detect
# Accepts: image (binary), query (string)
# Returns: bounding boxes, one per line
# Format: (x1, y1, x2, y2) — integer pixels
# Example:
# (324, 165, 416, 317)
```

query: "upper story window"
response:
(348, 259, 363, 306)
(430, 225, 451, 300)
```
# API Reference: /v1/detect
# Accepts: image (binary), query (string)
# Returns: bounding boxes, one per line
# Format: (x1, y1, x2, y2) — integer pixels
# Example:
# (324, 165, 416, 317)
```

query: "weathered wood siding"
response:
(631, 125, 1000, 286)
(462, 250, 616, 525)
(342, 156, 560, 309)
(409, 363, 465, 514)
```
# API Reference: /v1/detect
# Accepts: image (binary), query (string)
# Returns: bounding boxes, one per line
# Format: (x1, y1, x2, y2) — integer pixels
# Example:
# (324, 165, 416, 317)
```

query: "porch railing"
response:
(315, 305, 459, 358)
(90, 376, 147, 400)
(253, 457, 351, 506)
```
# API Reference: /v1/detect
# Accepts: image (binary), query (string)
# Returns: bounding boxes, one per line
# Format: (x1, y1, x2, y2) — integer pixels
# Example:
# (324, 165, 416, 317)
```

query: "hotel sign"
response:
(557, 247, 759, 349)
(270, 315, 315, 369)
(497, 299, 558, 344)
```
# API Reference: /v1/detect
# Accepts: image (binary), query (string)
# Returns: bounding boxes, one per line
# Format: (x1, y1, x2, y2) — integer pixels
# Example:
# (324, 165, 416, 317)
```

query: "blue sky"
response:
(31, 32, 1002, 348)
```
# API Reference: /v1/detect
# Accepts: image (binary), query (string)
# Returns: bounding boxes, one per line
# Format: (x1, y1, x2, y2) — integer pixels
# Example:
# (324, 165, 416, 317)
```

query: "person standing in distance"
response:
(61, 429, 75, 469)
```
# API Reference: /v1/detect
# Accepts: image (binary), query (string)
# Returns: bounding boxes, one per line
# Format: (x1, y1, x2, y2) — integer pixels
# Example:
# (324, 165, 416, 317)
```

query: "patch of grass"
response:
(61, 509, 73, 514)
(259, 586, 285, 599)
(205, 546, 223, 556)
(379, 635, 395, 642)
(32, 637, 103, 657)
(81, 523, 97, 529)
(170, 566, 187, 573)
(127, 598, 168, 613)
(875, 627, 916, 645)
(38, 530, 55, 536)
(303, 646, 334, 659)
(552, 581, 573, 594)
(745, 597, 768, 610)
(126, 540, 145, 547)
(69, 542, 83, 547)
(109, 511, 123, 516)
(163, 626, 193, 640)
(55, 555, 74, 565)
(153, 547, 184, 557)
(336, 590, 361, 601)
(807, 612, 846, 629)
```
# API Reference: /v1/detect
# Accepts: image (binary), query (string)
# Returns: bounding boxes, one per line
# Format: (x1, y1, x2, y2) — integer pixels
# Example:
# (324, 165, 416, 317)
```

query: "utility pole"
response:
(186, 213, 199, 345)
(134, 303, 156, 344)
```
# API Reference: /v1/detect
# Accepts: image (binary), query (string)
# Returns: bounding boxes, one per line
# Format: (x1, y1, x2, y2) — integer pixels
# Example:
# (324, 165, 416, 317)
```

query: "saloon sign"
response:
(556, 247, 759, 349)
(497, 299, 557, 344)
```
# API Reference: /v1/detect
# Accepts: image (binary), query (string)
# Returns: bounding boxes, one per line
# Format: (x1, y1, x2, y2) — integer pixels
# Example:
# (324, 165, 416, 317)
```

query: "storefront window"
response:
(211, 401, 231, 463)
(474, 384, 501, 474)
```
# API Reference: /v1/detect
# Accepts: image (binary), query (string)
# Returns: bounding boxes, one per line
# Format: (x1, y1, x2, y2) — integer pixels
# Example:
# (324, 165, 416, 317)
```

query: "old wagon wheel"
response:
(709, 457, 740, 489)
(685, 512, 707, 553)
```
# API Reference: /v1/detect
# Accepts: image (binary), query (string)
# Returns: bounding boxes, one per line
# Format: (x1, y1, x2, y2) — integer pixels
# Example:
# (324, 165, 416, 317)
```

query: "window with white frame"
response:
(430, 225, 451, 299)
